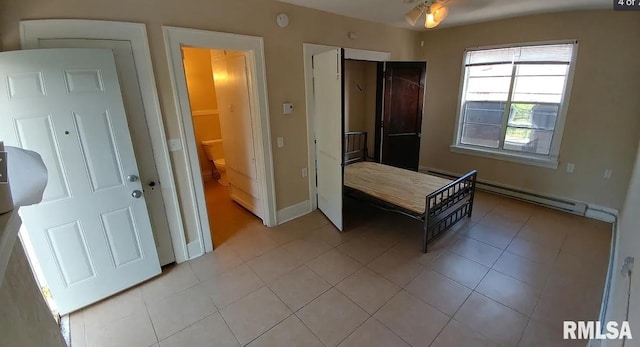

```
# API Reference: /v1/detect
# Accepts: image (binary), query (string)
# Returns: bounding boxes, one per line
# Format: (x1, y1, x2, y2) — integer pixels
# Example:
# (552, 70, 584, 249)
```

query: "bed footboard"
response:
(423, 170, 477, 252)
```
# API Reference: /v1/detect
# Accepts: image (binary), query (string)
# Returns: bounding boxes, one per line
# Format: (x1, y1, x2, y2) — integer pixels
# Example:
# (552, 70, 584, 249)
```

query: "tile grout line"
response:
(283, 237, 405, 347)
(156, 311, 218, 345)
(366, 289, 431, 347)
(216, 307, 243, 346)
(429, 209, 530, 346)
(142, 298, 160, 345)
(428, 230, 499, 346)
(239, 287, 297, 347)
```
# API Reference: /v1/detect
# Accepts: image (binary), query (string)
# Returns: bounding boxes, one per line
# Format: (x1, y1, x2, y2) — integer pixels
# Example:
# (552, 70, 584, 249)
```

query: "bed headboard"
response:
(344, 131, 368, 165)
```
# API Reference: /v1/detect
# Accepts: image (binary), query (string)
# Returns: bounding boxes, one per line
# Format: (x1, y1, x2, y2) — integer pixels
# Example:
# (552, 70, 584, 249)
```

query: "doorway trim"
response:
(163, 26, 277, 256)
(303, 44, 390, 210)
(19, 19, 188, 263)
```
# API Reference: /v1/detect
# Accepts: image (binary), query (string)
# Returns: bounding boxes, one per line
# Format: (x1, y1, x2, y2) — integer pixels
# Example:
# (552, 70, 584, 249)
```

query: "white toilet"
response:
(201, 139, 228, 186)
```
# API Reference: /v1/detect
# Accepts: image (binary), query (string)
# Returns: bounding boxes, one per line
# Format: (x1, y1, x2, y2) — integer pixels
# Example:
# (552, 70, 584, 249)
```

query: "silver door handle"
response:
(127, 175, 139, 182)
(131, 190, 143, 199)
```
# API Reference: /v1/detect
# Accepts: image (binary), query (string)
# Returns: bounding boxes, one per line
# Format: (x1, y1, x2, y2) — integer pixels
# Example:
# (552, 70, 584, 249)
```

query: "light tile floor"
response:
(70, 191, 611, 347)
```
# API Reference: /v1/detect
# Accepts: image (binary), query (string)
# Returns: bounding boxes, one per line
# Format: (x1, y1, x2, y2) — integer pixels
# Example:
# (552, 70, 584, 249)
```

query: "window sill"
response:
(450, 145, 559, 169)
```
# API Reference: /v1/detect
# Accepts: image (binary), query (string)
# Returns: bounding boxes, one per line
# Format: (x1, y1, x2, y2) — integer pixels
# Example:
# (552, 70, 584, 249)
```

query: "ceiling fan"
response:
(404, 0, 449, 29)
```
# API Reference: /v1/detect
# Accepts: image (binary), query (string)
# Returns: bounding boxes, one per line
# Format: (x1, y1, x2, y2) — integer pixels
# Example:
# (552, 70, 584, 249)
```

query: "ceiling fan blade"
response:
(405, 5, 425, 26)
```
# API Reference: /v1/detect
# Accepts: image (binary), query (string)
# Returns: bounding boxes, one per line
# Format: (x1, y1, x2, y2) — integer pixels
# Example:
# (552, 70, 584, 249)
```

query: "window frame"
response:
(451, 40, 579, 169)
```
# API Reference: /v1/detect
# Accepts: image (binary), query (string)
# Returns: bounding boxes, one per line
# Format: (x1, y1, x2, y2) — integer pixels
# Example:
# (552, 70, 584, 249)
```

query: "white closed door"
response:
(212, 52, 263, 219)
(312, 49, 344, 230)
(0, 48, 161, 314)
(35, 38, 174, 266)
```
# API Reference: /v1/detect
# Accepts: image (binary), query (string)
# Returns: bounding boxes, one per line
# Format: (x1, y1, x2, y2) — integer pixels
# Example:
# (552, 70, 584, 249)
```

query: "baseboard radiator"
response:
(425, 169, 588, 216)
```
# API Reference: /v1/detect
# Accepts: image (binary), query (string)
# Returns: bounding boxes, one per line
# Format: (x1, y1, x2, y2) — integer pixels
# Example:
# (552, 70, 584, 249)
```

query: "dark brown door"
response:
(381, 62, 426, 171)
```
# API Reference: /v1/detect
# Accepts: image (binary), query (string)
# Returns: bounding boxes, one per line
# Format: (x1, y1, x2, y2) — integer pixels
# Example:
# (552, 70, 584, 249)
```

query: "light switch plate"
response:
(277, 137, 285, 148)
(283, 103, 294, 115)
(566, 163, 575, 174)
(168, 138, 182, 152)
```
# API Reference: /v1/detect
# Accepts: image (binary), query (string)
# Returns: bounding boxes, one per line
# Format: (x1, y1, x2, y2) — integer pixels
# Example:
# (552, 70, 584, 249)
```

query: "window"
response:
(452, 42, 577, 168)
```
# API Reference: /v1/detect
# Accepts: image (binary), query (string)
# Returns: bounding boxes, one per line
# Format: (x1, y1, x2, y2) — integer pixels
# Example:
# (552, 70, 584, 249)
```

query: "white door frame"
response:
(303, 44, 390, 210)
(163, 26, 277, 255)
(19, 20, 189, 263)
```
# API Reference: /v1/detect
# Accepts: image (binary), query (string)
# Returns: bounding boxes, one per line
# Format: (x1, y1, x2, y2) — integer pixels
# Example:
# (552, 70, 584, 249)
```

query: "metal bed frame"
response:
(343, 131, 477, 252)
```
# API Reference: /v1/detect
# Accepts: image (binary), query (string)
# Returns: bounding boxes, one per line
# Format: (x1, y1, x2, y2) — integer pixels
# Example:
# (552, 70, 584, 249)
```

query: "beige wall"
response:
(345, 59, 377, 155)
(345, 60, 365, 132)
(604, 139, 640, 346)
(183, 47, 218, 112)
(0, 0, 420, 239)
(363, 62, 377, 156)
(182, 47, 222, 176)
(419, 10, 640, 209)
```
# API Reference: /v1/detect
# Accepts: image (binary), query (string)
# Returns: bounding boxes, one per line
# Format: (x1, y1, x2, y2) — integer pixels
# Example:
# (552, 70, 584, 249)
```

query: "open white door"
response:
(312, 49, 344, 230)
(0, 49, 161, 314)
(35, 38, 175, 266)
(211, 51, 263, 219)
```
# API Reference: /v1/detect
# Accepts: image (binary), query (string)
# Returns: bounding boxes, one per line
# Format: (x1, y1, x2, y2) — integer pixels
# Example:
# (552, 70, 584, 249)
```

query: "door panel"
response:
(212, 52, 263, 218)
(0, 48, 161, 314)
(37, 38, 175, 265)
(101, 207, 143, 267)
(46, 221, 95, 286)
(14, 115, 71, 202)
(312, 49, 344, 231)
(74, 111, 124, 191)
(381, 62, 426, 171)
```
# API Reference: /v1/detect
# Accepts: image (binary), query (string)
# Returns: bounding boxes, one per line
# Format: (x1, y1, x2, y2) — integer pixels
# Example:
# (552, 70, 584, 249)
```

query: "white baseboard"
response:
(421, 166, 619, 222)
(585, 204, 618, 223)
(187, 239, 203, 259)
(277, 199, 312, 225)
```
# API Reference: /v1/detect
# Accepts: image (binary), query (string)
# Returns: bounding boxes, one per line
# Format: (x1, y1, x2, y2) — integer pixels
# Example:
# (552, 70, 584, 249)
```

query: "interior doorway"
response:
(164, 26, 277, 257)
(181, 47, 263, 247)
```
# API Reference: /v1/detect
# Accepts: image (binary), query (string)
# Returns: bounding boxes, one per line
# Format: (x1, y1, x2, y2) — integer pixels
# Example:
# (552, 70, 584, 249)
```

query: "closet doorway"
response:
(344, 59, 426, 171)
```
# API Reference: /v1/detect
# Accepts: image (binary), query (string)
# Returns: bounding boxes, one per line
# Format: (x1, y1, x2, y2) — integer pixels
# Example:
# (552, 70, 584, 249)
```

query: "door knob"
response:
(127, 174, 139, 182)
(131, 190, 143, 199)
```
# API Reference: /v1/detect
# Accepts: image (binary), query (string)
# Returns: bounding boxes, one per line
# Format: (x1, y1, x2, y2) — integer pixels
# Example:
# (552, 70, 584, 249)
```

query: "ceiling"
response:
(277, 0, 609, 30)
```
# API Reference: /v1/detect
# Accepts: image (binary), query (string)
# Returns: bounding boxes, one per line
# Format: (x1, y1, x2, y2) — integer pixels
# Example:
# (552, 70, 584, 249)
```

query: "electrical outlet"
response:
(621, 256, 634, 276)
(302, 168, 308, 177)
(566, 163, 575, 174)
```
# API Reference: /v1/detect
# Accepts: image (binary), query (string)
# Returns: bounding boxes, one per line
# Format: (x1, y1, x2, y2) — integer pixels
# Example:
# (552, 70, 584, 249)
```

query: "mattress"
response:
(344, 162, 452, 215)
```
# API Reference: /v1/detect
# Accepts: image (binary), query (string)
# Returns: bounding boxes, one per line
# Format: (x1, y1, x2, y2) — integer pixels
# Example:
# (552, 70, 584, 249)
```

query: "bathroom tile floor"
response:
(69, 191, 611, 347)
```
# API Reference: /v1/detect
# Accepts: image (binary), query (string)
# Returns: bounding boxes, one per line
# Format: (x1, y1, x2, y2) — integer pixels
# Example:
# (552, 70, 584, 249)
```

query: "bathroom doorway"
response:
(182, 46, 265, 247)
